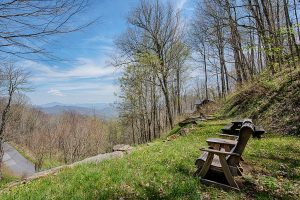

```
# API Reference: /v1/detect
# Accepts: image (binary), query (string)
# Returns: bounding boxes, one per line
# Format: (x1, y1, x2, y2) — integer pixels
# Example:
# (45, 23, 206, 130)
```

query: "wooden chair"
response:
(222, 119, 253, 136)
(194, 122, 254, 190)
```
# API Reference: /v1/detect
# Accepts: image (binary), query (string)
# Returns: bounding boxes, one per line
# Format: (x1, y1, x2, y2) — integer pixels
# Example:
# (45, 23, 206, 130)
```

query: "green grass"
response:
(1, 119, 299, 199)
(0, 176, 16, 189)
(0, 168, 17, 189)
(167, 124, 181, 136)
(40, 156, 64, 171)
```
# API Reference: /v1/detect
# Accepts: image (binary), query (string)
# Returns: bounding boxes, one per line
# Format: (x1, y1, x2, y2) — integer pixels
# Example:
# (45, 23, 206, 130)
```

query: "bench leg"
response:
(219, 155, 238, 189)
(198, 152, 214, 177)
(193, 168, 201, 177)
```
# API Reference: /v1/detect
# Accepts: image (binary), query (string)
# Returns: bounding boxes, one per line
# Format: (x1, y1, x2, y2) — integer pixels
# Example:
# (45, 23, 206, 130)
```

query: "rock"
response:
(179, 128, 189, 136)
(279, 163, 287, 170)
(277, 170, 288, 177)
(178, 116, 207, 127)
(190, 124, 196, 130)
(113, 144, 133, 153)
(74, 151, 124, 165)
(167, 135, 177, 141)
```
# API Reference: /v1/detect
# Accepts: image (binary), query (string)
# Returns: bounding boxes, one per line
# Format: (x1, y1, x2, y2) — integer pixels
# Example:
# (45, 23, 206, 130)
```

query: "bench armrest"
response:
(200, 148, 240, 156)
(218, 134, 239, 140)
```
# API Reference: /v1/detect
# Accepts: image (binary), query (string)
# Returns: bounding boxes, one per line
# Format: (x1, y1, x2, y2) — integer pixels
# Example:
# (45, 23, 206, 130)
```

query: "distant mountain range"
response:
(36, 102, 118, 119)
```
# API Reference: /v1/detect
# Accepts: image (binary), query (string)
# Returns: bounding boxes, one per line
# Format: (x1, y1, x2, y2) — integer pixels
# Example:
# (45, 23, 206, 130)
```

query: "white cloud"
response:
(85, 35, 114, 44)
(64, 58, 116, 78)
(46, 81, 118, 92)
(175, 0, 188, 11)
(29, 82, 119, 105)
(21, 56, 121, 104)
(47, 89, 64, 97)
(21, 57, 118, 80)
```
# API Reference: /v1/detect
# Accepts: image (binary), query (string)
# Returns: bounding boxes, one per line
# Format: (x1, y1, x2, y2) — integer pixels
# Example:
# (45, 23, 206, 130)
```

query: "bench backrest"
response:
(243, 119, 253, 124)
(227, 122, 254, 166)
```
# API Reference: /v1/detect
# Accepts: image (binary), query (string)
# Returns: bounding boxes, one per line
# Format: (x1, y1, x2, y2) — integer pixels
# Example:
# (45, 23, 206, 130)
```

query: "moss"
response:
(167, 125, 181, 136)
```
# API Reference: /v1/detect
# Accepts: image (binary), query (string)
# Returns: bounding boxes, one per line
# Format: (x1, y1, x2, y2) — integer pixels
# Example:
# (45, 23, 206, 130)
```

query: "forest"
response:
(116, 0, 300, 144)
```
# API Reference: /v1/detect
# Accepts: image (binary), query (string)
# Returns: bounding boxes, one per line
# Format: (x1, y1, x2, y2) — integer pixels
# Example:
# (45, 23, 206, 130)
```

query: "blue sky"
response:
(24, 0, 193, 105)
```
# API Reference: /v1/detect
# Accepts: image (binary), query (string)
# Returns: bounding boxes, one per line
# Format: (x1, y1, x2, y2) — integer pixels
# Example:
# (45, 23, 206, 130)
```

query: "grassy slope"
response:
(222, 67, 300, 135)
(0, 168, 17, 189)
(1, 120, 299, 200)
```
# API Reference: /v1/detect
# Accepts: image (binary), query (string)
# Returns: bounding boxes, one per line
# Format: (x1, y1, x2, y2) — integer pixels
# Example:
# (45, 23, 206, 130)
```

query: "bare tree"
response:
(116, 0, 187, 129)
(0, 63, 30, 178)
(0, 0, 94, 59)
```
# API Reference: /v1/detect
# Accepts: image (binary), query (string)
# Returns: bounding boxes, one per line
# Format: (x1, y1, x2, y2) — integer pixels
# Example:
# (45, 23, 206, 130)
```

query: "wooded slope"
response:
(222, 67, 300, 135)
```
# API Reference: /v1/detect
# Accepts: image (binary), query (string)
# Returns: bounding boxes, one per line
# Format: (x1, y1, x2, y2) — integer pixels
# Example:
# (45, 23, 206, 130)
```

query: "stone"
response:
(179, 128, 189, 136)
(113, 144, 133, 153)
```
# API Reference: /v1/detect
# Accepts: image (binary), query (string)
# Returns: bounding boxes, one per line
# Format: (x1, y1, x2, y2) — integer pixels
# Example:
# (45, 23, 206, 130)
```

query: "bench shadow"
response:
(242, 180, 298, 200)
(251, 152, 300, 180)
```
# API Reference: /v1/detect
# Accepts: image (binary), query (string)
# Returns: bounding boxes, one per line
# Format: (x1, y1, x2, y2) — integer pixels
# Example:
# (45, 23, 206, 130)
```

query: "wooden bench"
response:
(222, 119, 265, 138)
(206, 138, 237, 152)
(221, 119, 250, 135)
(254, 126, 265, 138)
(221, 124, 236, 135)
(208, 134, 243, 161)
(218, 134, 239, 140)
(194, 122, 254, 190)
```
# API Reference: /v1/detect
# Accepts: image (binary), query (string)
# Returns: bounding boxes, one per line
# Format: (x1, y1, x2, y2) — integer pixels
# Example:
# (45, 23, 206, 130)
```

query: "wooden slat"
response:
(200, 148, 240, 156)
(197, 152, 221, 168)
(200, 178, 240, 191)
(218, 134, 239, 140)
(206, 138, 237, 145)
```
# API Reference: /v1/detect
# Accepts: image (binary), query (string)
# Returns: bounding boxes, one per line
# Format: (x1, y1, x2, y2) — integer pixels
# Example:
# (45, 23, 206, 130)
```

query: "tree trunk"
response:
(293, 0, 300, 42)
(176, 66, 181, 115)
(203, 44, 208, 99)
(226, 0, 243, 86)
(0, 91, 13, 178)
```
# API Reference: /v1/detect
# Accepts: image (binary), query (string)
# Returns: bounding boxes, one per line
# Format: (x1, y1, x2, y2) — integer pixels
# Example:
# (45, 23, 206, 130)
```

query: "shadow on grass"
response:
(283, 145, 300, 156)
(252, 153, 300, 180)
(143, 185, 165, 200)
(243, 180, 297, 200)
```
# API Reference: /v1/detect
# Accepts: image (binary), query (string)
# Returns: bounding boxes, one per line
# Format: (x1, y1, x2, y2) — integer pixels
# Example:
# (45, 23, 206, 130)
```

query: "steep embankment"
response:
(222, 67, 300, 135)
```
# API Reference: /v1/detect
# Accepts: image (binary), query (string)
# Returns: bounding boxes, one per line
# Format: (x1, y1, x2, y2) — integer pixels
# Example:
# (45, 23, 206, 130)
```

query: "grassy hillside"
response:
(1, 120, 299, 199)
(222, 67, 300, 135)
